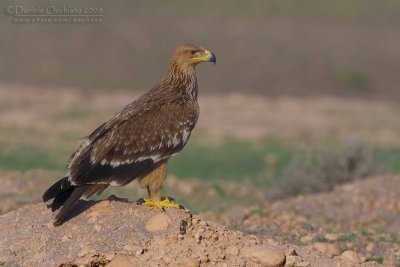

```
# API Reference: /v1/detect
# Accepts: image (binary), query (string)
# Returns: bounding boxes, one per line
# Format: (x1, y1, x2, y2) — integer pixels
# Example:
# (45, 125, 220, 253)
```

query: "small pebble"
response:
(340, 250, 362, 264)
(195, 232, 202, 241)
(297, 261, 311, 267)
(105, 252, 115, 261)
(135, 248, 144, 256)
(285, 247, 297, 256)
(145, 213, 172, 232)
(199, 221, 208, 227)
(242, 244, 286, 267)
(285, 255, 297, 266)
(226, 245, 239, 256)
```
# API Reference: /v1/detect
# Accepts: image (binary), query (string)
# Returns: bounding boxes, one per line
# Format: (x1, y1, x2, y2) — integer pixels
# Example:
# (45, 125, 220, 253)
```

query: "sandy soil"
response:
(0, 171, 398, 266)
(0, 198, 384, 267)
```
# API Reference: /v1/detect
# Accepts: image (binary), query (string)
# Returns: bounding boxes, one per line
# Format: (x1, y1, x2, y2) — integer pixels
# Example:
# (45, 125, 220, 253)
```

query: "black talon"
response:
(136, 198, 145, 205)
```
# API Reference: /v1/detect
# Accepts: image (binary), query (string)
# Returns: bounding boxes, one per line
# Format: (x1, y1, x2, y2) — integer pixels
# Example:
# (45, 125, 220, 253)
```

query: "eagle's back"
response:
(67, 85, 199, 187)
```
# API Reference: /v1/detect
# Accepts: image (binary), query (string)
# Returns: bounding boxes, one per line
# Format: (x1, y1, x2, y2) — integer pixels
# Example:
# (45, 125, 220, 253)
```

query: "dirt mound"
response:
(0, 199, 383, 267)
(226, 175, 400, 265)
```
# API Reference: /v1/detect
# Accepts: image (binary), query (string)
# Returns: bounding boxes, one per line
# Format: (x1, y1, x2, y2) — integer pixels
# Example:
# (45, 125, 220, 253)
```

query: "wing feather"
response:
(67, 95, 198, 186)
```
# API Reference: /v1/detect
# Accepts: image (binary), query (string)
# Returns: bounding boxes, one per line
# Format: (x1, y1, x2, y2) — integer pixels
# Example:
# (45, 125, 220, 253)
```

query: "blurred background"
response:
(1, 0, 400, 261)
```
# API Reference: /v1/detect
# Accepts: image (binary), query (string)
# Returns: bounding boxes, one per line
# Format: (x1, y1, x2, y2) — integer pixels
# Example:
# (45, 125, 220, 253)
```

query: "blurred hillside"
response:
(1, 0, 400, 99)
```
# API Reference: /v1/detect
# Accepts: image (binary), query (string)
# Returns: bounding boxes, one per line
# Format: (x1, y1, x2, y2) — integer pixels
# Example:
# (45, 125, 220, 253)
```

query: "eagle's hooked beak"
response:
(193, 49, 216, 65)
(204, 49, 216, 65)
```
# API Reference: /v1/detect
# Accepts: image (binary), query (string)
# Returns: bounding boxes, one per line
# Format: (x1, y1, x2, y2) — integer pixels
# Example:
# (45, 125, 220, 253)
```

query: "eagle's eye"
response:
(189, 50, 198, 56)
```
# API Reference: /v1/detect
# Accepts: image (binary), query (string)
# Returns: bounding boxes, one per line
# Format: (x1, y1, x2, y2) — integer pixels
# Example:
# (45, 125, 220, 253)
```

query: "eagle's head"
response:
(171, 44, 216, 70)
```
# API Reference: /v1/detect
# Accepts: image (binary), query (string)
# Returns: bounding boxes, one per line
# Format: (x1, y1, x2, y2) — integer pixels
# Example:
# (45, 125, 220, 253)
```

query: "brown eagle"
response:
(43, 44, 216, 225)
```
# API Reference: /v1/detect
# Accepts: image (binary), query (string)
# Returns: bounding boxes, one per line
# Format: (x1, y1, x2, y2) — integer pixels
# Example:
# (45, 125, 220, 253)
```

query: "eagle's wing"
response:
(67, 98, 198, 186)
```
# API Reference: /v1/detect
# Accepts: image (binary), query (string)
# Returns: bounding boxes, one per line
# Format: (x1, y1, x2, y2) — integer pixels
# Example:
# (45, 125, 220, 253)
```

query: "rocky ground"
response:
(0, 171, 399, 266)
(211, 175, 400, 266)
(0, 199, 385, 267)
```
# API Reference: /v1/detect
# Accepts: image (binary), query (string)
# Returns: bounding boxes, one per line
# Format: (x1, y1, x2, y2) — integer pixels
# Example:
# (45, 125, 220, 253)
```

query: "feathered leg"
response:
(137, 162, 179, 209)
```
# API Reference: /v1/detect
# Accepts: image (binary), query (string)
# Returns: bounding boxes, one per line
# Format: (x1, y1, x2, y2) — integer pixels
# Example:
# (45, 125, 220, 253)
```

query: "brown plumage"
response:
(43, 44, 216, 225)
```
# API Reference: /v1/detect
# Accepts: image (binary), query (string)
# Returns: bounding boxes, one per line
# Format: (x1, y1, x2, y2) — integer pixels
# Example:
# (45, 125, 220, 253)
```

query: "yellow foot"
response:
(136, 197, 180, 209)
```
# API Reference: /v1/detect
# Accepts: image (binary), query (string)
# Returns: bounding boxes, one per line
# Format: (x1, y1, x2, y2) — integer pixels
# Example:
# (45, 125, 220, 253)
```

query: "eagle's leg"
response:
(137, 162, 179, 209)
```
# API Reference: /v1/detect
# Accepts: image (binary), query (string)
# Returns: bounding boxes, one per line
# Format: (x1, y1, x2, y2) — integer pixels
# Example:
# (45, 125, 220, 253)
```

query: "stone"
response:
(313, 242, 339, 258)
(105, 252, 116, 261)
(135, 248, 144, 256)
(225, 245, 239, 256)
(179, 258, 199, 267)
(199, 220, 208, 227)
(145, 213, 172, 232)
(285, 248, 297, 256)
(242, 244, 286, 267)
(285, 255, 297, 266)
(296, 261, 310, 267)
(324, 233, 339, 241)
(340, 250, 362, 263)
(107, 255, 143, 267)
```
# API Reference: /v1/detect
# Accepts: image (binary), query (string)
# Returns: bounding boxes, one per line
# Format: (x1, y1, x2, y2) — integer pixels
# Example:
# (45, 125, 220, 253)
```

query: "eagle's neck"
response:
(161, 63, 198, 100)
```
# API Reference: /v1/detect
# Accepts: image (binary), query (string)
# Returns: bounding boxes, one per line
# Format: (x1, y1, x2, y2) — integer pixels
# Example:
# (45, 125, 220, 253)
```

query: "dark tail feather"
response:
(51, 187, 75, 212)
(42, 176, 71, 202)
(54, 185, 90, 226)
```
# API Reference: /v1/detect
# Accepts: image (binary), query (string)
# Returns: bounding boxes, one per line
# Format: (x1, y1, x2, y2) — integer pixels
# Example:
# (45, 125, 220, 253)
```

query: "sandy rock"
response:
(107, 255, 143, 267)
(0, 201, 190, 266)
(199, 220, 208, 227)
(313, 242, 340, 258)
(226, 245, 240, 256)
(145, 213, 172, 232)
(340, 250, 362, 264)
(296, 261, 310, 267)
(285, 255, 297, 266)
(242, 244, 286, 267)
(105, 252, 116, 261)
(325, 233, 339, 241)
(0, 193, 381, 267)
(135, 248, 144, 256)
(179, 258, 200, 267)
(285, 247, 297, 256)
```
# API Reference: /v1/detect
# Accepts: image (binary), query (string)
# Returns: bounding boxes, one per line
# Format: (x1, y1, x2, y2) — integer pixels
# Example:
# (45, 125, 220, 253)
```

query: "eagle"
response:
(43, 44, 216, 225)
